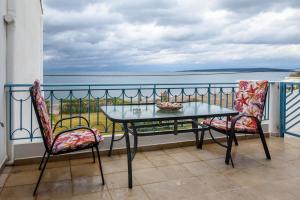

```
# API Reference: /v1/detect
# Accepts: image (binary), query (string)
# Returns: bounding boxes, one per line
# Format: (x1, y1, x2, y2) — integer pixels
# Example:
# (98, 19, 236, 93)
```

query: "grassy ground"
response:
(51, 112, 123, 135)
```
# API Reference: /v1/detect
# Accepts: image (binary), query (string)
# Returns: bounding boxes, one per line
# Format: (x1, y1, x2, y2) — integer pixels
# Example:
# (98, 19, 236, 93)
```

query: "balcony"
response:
(0, 81, 299, 199)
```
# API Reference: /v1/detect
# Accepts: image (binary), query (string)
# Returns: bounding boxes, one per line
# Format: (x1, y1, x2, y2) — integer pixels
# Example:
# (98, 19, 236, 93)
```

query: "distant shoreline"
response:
(44, 68, 295, 77)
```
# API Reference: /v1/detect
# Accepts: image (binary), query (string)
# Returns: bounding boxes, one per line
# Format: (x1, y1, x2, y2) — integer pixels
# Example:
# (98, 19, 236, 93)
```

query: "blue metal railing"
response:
(280, 82, 300, 137)
(5, 82, 270, 141)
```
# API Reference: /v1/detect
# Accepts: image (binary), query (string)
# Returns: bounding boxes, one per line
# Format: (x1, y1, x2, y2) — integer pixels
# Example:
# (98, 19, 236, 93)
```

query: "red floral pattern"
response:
(32, 80, 103, 153)
(52, 128, 104, 153)
(203, 118, 257, 132)
(235, 80, 268, 121)
(32, 80, 53, 147)
(203, 80, 268, 133)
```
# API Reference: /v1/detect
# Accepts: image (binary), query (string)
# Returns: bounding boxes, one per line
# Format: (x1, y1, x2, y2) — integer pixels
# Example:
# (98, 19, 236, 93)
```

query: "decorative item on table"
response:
(133, 108, 142, 113)
(160, 91, 168, 102)
(156, 102, 183, 111)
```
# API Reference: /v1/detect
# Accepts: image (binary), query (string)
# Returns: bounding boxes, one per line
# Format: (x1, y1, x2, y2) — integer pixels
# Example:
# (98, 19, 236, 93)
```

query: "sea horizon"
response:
(44, 67, 297, 76)
(44, 69, 293, 85)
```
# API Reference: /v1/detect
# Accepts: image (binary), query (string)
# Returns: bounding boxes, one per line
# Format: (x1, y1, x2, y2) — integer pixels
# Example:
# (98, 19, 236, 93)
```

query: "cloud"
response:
(43, 0, 300, 72)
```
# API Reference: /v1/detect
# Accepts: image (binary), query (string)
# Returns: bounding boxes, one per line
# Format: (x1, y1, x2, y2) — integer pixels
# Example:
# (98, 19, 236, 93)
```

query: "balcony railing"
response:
(280, 82, 300, 136)
(5, 82, 270, 141)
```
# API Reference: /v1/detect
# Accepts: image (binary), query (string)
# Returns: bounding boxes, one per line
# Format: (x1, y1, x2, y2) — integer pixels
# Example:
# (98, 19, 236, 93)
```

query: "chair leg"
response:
(95, 145, 105, 185)
(233, 134, 239, 146)
(92, 147, 95, 163)
(195, 130, 199, 148)
(258, 125, 271, 160)
(38, 151, 47, 170)
(33, 153, 50, 196)
(108, 122, 115, 157)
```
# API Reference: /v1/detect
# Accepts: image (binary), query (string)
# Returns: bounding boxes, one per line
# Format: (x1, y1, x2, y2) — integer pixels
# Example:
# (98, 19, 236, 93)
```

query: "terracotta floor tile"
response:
(163, 147, 188, 154)
(146, 154, 178, 167)
(157, 165, 194, 180)
(71, 163, 101, 178)
(11, 164, 38, 174)
(5, 171, 40, 187)
(36, 180, 73, 199)
(109, 186, 150, 200)
(204, 154, 262, 173)
(132, 158, 155, 170)
(182, 161, 218, 176)
(42, 166, 71, 183)
(205, 187, 265, 200)
(72, 176, 106, 196)
(189, 149, 224, 161)
(133, 167, 168, 185)
(70, 158, 97, 166)
(105, 172, 139, 189)
(224, 166, 289, 187)
(70, 191, 112, 200)
(252, 181, 299, 200)
(103, 160, 128, 174)
(197, 173, 242, 192)
(46, 160, 70, 169)
(169, 151, 200, 163)
(0, 184, 35, 200)
(101, 154, 123, 162)
(143, 150, 167, 157)
(142, 177, 214, 200)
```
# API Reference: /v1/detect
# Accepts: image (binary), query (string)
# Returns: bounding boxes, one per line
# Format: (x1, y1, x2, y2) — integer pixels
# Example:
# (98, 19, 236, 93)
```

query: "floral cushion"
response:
(203, 118, 257, 133)
(203, 80, 268, 133)
(235, 80, 268, 121)
(52, 128, 104, 153)
(32, 80, 53, 147)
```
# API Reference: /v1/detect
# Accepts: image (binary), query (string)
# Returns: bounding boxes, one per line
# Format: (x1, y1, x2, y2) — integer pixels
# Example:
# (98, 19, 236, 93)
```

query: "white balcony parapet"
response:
(269, 82, 281, 136)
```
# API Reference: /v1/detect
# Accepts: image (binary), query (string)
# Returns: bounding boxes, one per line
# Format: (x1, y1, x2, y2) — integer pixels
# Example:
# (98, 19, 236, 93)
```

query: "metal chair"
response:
(30, 80, 105, 196)
(202, 80, 271, 165)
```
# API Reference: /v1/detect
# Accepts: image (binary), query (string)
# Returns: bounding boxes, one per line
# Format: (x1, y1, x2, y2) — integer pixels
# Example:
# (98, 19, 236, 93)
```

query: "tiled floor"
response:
(1, 136, 300, 199)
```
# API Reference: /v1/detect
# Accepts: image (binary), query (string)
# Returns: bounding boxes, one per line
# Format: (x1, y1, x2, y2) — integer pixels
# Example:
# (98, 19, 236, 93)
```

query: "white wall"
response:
(0, 0, 8, 169)
(6, 0, 43, 84)
(3, 0, 43, 164)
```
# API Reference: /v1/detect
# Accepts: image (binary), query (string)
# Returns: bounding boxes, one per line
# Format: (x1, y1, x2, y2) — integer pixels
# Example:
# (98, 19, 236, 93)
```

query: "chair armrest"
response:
(53, 116, 90, 132)
(50, 126, 98, 152)
(230, 113, 260, 131)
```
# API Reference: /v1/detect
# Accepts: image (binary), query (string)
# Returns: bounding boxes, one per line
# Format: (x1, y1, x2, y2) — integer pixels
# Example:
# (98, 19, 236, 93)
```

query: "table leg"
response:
(199, 129, 205, 149)
(108, 122, 115, 157)
(192, 118, 202, 149)
(123, 123, 133, 188)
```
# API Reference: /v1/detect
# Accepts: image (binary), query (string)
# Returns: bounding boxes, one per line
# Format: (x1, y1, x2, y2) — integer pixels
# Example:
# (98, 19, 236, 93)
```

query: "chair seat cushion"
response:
(203, 117, 258, 133)
(52, 128, 103, 153)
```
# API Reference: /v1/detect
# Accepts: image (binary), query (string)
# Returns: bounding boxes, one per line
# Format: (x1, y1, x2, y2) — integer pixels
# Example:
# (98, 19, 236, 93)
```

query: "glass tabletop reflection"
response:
(101, 102, 239, 122)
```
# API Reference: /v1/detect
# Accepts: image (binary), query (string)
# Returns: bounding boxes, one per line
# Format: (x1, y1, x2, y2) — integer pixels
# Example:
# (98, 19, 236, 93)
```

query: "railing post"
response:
(269, 82, 281, 137)
(207, 84, 211, 105)
(279, 82, 287, 137)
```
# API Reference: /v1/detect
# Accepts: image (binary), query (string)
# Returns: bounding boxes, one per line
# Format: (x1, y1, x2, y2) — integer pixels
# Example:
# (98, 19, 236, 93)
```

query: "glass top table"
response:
(101, 102, 239, 123)
(101, 102, 239, 188)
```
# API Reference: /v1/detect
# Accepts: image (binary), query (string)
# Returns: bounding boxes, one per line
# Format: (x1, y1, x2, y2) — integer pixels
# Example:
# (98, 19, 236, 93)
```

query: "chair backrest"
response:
(235, 80, 268, 121)
(30, 80, 53, 150)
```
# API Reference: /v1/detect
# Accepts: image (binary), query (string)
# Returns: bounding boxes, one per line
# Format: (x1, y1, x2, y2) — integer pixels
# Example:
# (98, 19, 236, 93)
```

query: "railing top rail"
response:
(4, 82, 238, 88)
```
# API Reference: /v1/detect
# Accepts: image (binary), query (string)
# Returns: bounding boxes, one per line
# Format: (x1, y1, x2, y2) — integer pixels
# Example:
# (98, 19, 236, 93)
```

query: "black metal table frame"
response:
(103, 112, 239, 188)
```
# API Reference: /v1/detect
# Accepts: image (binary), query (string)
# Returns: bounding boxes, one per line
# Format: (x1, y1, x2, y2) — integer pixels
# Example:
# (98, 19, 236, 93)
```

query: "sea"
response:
(44, 71, 291, 85)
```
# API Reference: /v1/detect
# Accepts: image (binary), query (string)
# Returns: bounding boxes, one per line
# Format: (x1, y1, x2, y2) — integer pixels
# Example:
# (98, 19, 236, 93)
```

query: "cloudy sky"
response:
(43, 0, 300, 73)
